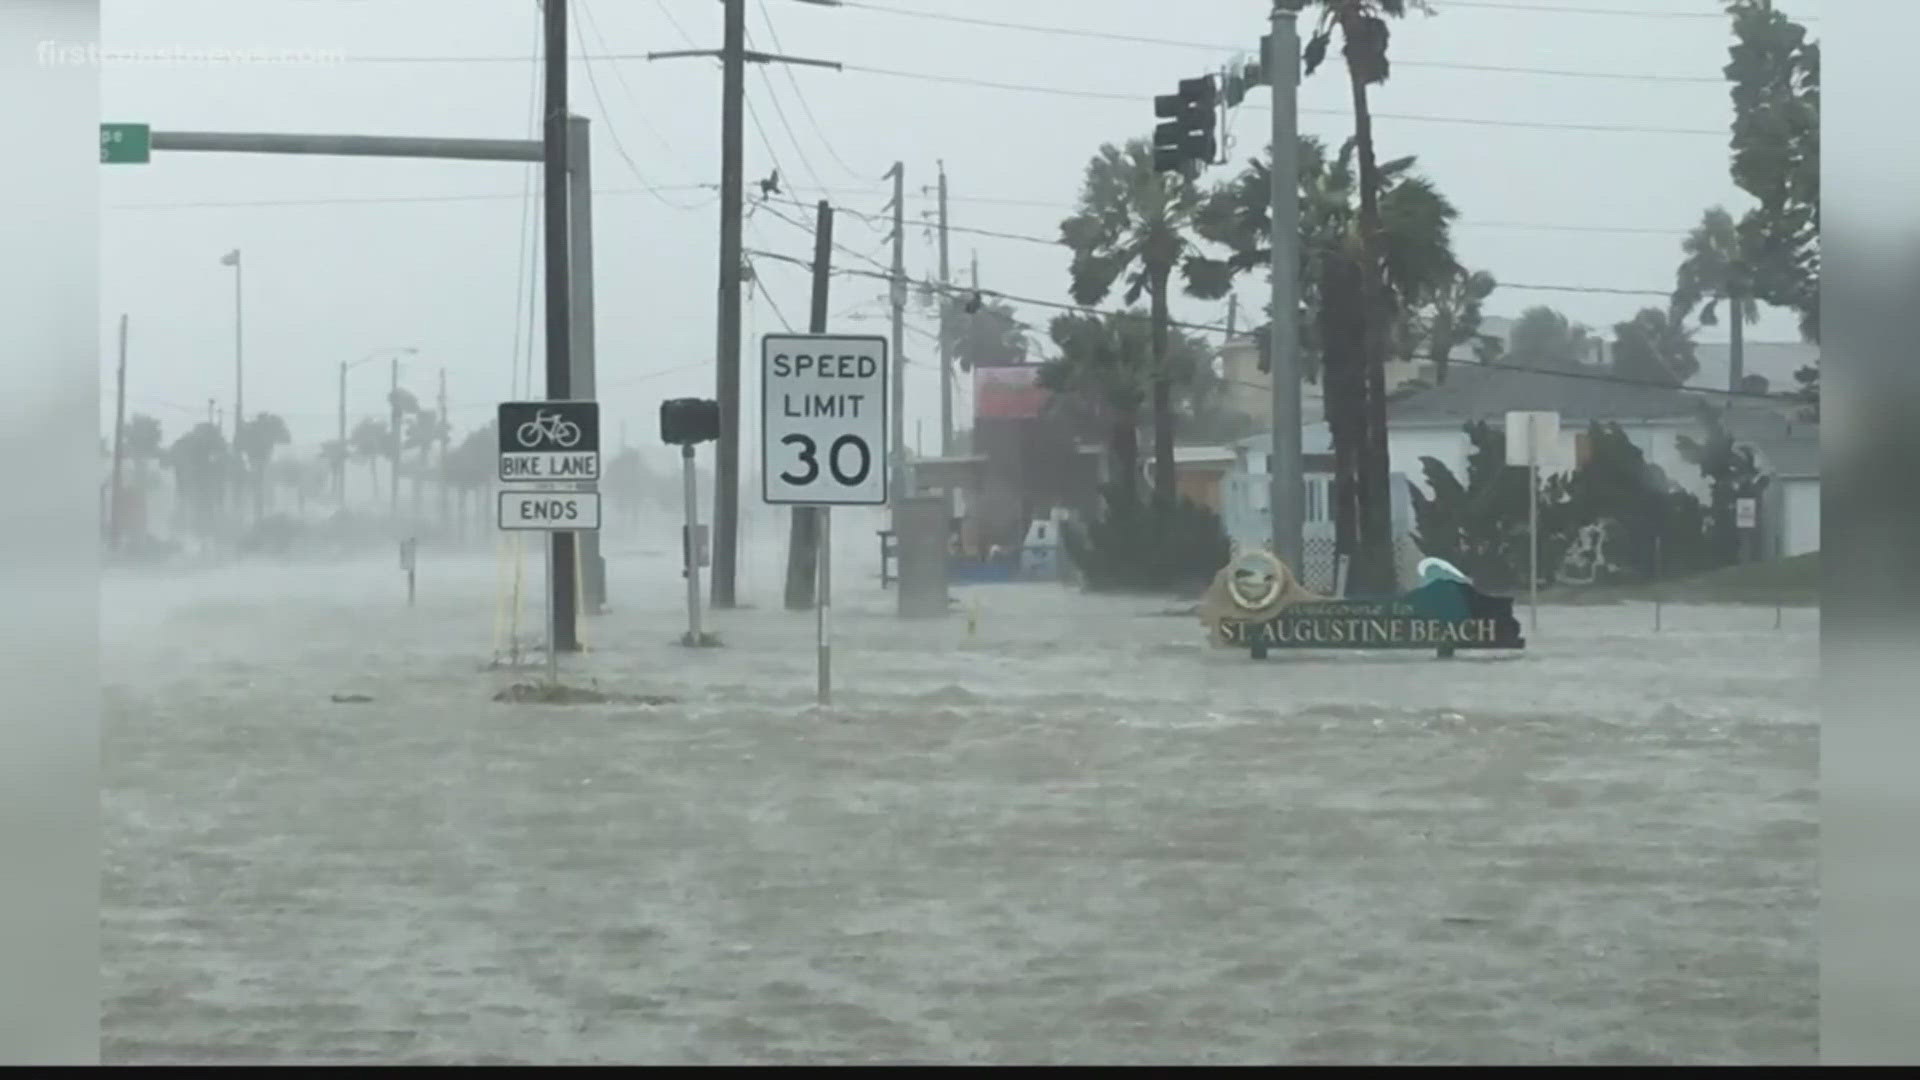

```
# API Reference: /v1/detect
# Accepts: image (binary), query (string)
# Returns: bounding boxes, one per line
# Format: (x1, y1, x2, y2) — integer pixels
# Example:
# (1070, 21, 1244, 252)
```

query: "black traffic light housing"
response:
(1152, 74, 1218, 174)
(660, 397, 721, 447)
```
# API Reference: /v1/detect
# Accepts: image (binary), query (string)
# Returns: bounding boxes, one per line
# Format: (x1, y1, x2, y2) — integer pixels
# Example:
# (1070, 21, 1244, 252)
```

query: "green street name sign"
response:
(100, 123, 150, 164)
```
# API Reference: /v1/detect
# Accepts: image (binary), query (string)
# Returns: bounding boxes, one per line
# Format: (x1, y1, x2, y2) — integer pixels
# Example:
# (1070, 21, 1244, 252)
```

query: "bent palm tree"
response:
(1189, 132, 1478, 573)
(235, 411, 291, 520)
(1304, 0, 1423, 592)
(1058, 139, 1204, 518)
(1671, 206, 1761, 392)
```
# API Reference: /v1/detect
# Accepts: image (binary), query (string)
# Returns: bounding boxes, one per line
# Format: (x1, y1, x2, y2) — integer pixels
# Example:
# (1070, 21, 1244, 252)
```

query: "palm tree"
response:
(319, 439, 349, 503)
(166, 422, 229, 539)
(123, 413, 164, 495)
(1671, 206, 1761, 392)
(403, 408, 447, 517)
(1399, 267, 1499, 384)
(235, 412, 291, 520)
(1058, 138, 1205, 518)
(916, 285, 1031, 372)
(1507, 306, 1596, 370)
(1040, 309, 1222, 502)
(1189, 134, 1470, 581)
(1610, 307, 1699, 387)
(444, 422, 497, 537)
(1038, 310, 1156, 506)
(349, 417, 392, 502)
(1301, 0, 1423, 592)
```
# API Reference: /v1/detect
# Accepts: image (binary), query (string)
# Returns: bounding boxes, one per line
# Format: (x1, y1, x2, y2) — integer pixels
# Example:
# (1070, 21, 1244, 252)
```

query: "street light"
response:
(338, 346, 416, 507)
(219, 248, 243, 514)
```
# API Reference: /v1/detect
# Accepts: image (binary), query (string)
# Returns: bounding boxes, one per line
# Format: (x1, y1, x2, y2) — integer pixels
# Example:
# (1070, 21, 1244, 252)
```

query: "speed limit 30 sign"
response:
(761, 333, 889, 505)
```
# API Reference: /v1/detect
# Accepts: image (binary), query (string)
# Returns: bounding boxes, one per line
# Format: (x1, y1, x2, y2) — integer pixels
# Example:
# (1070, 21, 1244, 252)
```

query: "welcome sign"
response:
(1218, 577, 1526, 659)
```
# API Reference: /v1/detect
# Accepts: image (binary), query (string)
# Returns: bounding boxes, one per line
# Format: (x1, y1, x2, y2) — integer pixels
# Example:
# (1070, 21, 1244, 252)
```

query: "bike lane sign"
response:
(497, 400, 600, 483)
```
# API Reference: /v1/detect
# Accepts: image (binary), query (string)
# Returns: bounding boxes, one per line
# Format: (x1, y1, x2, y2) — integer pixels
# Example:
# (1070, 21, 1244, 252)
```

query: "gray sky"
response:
(100, 0, 1815, 460)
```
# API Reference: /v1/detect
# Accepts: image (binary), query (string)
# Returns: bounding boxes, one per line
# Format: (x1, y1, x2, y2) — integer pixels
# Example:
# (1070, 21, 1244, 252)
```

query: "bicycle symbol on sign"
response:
(515, 409, 583, 449)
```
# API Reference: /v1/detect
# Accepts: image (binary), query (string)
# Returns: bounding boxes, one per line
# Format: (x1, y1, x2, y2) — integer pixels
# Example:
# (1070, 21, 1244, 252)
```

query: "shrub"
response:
(1063, 483, 1231, 594)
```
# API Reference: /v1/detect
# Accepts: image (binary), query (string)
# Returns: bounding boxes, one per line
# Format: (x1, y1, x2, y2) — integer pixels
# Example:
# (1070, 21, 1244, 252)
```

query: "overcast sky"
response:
(98, 0, 1816, 461)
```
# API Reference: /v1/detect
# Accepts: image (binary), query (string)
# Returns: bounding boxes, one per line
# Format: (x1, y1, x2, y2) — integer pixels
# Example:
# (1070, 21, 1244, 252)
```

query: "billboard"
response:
(973, 364, 1051, 421)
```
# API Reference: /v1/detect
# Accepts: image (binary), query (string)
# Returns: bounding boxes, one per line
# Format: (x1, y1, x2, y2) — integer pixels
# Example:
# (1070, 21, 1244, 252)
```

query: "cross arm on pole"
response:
(648, 47, 841, 71)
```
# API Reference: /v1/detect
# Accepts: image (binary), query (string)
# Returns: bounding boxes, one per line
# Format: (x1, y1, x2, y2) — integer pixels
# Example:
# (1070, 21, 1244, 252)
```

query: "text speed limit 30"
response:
(761, 332, 889, 506)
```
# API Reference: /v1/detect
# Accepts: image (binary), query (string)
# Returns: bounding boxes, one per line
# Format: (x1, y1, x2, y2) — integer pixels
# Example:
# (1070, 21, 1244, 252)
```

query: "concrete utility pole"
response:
(936, 161, 953, 456)
(538, 0, 580, 652)
(566, 112, 605, 612)
(1267, 3, 1305, 574)
(648, 4, 841, 609)
(887, 161, 907, 501)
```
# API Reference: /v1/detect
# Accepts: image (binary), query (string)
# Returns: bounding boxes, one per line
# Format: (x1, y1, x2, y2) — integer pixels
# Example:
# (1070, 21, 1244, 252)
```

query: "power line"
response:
(332, 51, 1731, 137)
(747, 242, 1799, 404)
(814, 0, 1732, 81)
(579, 0, 678, 154)
(574, 4, 708, 209)
(758, 195, 1683, 296)
(837, 63, 1727, 136)
(757, 1, 867, 178)
(743, 28, 828, 193)
(1444, 0, 1811, 19)
(651, 0, 698, 47)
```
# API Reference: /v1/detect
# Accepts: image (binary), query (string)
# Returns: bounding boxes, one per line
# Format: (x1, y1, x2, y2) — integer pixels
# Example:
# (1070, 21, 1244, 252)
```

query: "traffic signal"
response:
(1152, 74, 1218, 174)
(660, 397, 721, 446)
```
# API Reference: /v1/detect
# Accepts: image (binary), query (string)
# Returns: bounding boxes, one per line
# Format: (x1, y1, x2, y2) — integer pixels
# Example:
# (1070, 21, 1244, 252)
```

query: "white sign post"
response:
(497, 400, 602, 686)
(762, 333, 890, 706)
(1506, 410, 1560, 636)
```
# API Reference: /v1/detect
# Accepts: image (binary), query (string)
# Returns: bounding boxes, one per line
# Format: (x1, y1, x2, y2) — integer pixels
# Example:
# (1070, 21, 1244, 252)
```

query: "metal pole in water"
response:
(1654, 535, 1663, 632)
(817, 506, 832, 706)
(683, 444, 704, 643)
(1528, 451, 1539, 636)
(546, 534, 559, 686)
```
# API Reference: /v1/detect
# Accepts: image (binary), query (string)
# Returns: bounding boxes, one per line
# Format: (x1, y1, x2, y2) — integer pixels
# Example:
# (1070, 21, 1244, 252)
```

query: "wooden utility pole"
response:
(936, 162, 952, 456)
(710, 0, 748, 609)
(886, 161, 906, 501)
(785, 200, 834, 610)
(645, 14, 843, 609)
(109, 314, 128, 550)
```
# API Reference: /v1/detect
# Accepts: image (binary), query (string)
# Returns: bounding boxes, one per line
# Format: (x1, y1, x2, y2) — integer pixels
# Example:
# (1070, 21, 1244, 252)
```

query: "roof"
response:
(1689, 340, 1819, 394)
(1721, 404, 1820, 478)
(1386, 363, 1709, 426)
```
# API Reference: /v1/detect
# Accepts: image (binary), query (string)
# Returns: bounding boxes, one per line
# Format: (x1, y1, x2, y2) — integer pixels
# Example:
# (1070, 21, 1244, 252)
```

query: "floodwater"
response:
(101, 525, 1816, 1065)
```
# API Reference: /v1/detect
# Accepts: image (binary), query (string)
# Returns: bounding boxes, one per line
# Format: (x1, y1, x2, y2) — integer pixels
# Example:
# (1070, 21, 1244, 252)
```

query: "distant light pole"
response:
(219, 248, 243, 513)
(338, 346, 416, 506)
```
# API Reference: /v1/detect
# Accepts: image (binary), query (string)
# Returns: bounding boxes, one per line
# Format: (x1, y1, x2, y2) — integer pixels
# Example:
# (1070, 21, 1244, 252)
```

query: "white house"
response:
(1378, 362, 1715, 498)
(1214, 362, 1820, 585)
(1722, 405, 1820, 559)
